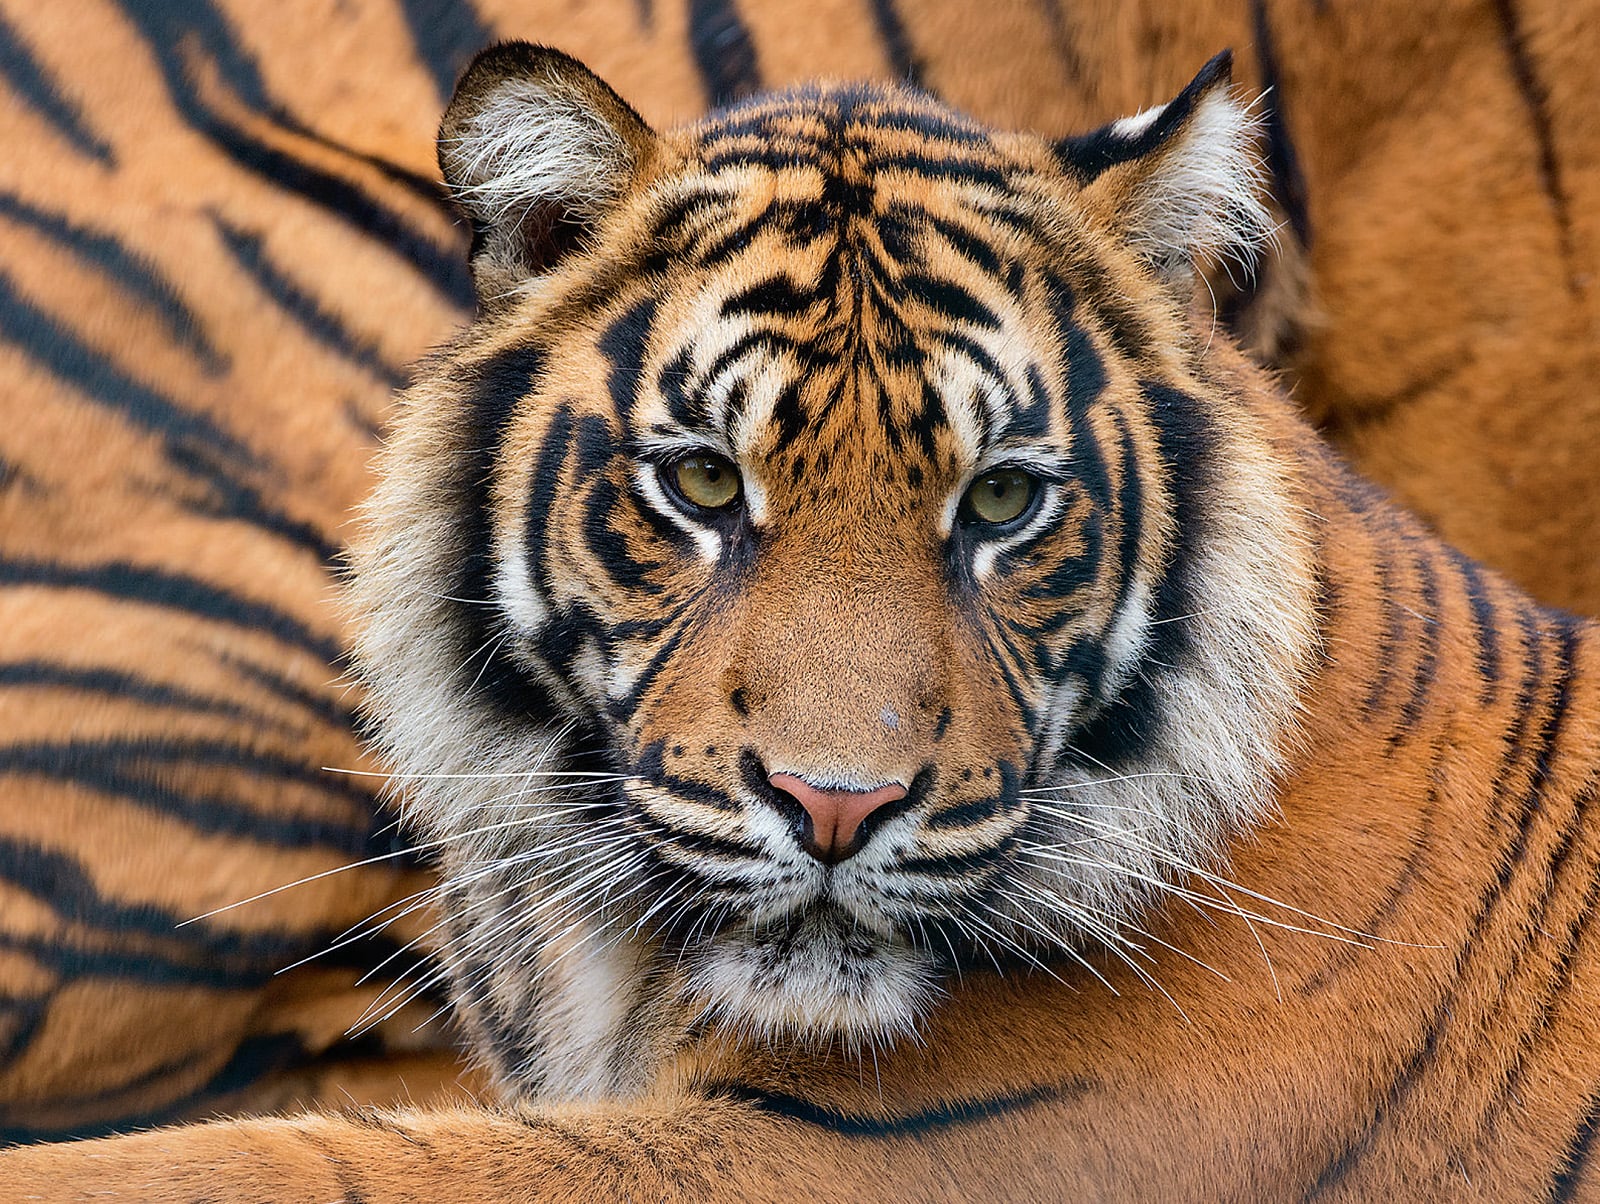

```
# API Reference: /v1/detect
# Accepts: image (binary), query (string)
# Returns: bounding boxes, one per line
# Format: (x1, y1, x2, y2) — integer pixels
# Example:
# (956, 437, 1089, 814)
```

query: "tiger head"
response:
(349, 43, 1319, 1100)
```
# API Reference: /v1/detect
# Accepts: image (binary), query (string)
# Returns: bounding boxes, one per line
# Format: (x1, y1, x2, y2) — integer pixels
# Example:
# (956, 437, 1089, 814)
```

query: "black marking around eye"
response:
(582, 478, 665, 595)
(1020, 507, 1104, 609)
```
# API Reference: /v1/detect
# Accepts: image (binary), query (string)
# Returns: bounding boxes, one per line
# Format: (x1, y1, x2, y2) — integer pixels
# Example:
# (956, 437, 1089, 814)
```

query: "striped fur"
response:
(2, 0, 1600, 1188)
(13, 44, 1600, 1202)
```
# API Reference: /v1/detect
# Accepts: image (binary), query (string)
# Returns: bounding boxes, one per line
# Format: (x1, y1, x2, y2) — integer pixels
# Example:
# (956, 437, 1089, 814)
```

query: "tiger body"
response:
(10, 39, 1600, 1202)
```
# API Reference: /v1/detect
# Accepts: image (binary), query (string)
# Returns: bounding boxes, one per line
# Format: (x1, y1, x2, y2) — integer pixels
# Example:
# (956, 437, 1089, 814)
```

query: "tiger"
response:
(2, 0, 1599, 1168)
(10, 37, 1600, 1202)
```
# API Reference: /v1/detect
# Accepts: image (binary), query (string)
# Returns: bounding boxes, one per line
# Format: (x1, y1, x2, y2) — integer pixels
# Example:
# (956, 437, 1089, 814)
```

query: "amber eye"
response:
(960, 469, 1039, 528)
(667, 453, 742, 512)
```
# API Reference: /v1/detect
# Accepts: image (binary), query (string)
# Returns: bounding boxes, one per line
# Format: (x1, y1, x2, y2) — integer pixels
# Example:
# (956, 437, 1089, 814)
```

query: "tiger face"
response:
(350, 43, 1318, 1099)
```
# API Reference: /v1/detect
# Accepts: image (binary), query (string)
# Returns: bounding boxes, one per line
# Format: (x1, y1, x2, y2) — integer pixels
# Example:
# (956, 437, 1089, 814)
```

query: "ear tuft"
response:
(439, 43, 656, 306)
(1058, 51, 1273, 282)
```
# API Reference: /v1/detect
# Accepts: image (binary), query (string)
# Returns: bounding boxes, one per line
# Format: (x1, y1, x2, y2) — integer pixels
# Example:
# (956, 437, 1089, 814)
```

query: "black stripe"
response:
(1490, 0, 1577, 293)
(522, 404, 575, 605)
(1551, 1090, 1600, 1202)
(868, 0, 926, 88)
(227, 655, 360, 732)
(0, 557, 344, 665)
(1306, 618, 1578, 1198)
(0, 191, 223, 371)
(1387, 539, 1442, 748)
(113, 0, 471, 305)
(0, 269, 254, 466)
(0, 271, 336, 562)
(395, 0, 495, 102)
(1251, 0, 1312, 246)
(214, 218, 409, 389)
(0, 660, 277, 728)
(0, 835, 377, 967)
(600, 299, 657, 439)
(636, 741, 741, 814)
(687, 0, 762, 108)
(1449, 548, 1502, 704)
(211, 121, 471, 305)
(0, 8, 114, 163)
(713, 1077, 1090, 1137)
(451, 345, 552, 720)
(1477, 770, 1600, 1137)
(581, 478, 665, 595)
(0, 737, 391, 856)
(0, 1031, 309, 1144)
(1361, 538, 1408, 718)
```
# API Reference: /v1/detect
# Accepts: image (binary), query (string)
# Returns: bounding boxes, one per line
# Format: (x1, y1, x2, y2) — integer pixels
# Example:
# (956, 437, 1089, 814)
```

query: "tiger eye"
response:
(961, 469, 1038, 526)
(671, 454, 742, 511)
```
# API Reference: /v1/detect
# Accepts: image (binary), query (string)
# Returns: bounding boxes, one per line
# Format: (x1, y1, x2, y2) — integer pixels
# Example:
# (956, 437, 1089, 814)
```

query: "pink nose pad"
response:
(768, 773, 909, 864)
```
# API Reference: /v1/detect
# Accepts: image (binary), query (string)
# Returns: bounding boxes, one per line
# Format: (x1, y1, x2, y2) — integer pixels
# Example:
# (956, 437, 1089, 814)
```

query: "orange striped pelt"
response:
(3, 1, 1600, 1200)
(9, 39, 1600, 1203)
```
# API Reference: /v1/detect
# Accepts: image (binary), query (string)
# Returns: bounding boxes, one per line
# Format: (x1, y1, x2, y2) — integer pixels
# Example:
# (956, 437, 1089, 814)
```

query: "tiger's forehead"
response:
(686, 82, 1007, 175)
(608, 85, 1078, 482)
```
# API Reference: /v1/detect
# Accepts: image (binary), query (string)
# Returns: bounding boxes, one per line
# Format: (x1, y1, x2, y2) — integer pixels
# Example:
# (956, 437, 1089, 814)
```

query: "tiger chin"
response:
(348, 42, 1313, 1102)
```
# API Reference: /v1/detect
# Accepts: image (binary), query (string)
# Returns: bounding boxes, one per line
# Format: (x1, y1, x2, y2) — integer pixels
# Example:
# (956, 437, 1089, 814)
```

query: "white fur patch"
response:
(1124, 90, 1273, 277)
(441, 77, 632, 229)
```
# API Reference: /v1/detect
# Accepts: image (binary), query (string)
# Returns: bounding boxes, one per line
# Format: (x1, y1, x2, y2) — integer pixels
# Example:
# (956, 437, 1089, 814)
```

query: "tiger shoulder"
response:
(9, 40, 1600, 1204)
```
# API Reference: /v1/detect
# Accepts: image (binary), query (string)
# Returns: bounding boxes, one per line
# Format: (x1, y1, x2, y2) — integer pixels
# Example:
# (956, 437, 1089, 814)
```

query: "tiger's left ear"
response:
(1056, 51, 1270, 283)
(439, 42, 659, 308)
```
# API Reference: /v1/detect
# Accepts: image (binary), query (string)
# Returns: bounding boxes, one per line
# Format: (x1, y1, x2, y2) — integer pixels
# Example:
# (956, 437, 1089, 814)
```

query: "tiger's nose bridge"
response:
(726, 569, 950, 742)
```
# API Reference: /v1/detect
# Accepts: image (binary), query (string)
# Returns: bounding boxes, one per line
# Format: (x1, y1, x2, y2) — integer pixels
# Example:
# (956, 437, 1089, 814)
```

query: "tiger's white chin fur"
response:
(686, 909, 940, 1047)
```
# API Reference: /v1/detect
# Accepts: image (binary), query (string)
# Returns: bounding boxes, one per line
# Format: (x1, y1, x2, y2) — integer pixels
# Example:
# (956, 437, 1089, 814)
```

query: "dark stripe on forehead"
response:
(904, 275, 1001, 330)
(600, 298, 657, 439)
(698, 86, 989, 147)
(657, 347, 708, 430)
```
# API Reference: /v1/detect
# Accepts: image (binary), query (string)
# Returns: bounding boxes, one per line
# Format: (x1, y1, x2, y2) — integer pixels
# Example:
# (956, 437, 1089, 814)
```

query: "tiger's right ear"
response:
(439, 42, 658, 309)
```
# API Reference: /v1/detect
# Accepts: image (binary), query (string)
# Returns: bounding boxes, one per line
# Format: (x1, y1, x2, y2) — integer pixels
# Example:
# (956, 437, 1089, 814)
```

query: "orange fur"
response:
(1, 0, 1598, 1195)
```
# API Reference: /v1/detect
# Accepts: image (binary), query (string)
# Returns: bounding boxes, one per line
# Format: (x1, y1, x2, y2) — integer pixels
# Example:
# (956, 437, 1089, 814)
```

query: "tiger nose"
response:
(768, 773, 908, 865)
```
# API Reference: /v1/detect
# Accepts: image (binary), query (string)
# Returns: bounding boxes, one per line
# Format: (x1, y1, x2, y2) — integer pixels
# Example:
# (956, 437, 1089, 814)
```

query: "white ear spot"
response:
(1108, 104, 1167, 140)
(1125, 89, 1273, 279)
(441, 76, 634, 230)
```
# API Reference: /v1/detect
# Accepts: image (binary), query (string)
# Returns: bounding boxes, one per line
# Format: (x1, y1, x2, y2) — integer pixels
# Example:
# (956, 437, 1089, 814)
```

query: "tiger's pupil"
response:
(962, 470, 1037, 526)
(672, 455, 741, 510)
